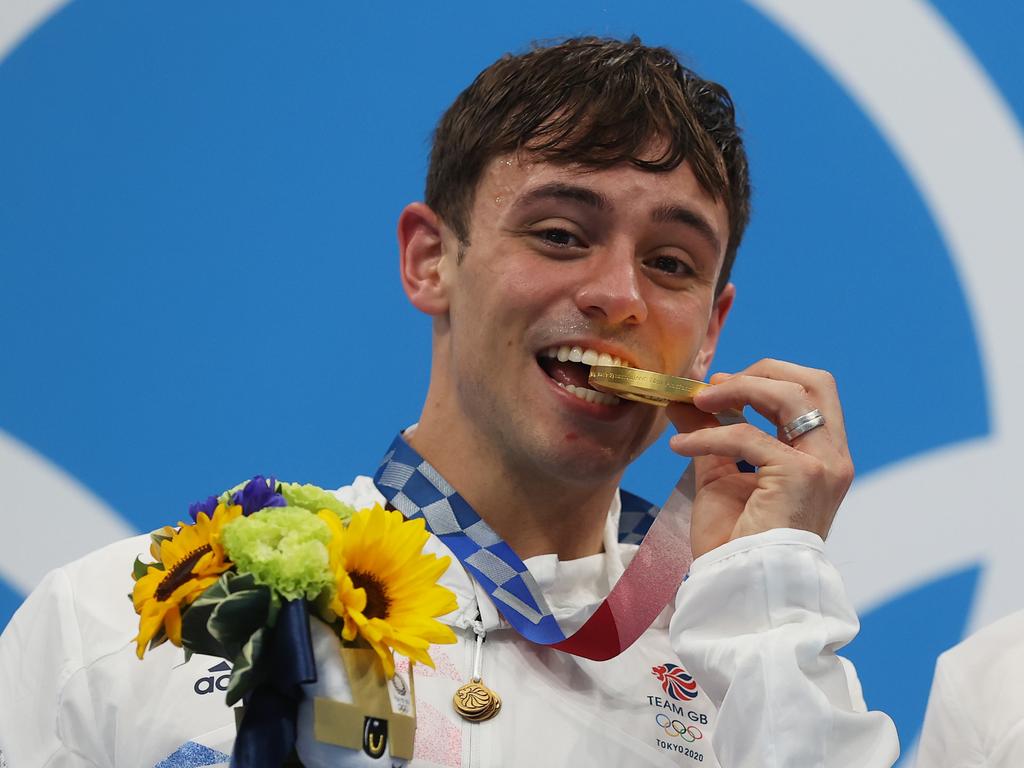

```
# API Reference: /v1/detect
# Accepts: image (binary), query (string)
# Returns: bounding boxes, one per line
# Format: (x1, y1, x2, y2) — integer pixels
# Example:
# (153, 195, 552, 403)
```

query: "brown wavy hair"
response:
(425, 36, 751, 293)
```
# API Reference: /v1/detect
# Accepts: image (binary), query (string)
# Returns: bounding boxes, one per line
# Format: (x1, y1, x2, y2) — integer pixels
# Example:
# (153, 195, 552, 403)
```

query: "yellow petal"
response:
(165, 605, 183, 646)
(320, 505, 459, 677)
(134, 610, 164, 658)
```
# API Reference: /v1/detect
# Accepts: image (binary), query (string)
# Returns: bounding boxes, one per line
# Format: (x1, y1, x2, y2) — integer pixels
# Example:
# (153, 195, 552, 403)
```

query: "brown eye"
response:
(647, 255, 693, 275)
(540, 228, 580, 247)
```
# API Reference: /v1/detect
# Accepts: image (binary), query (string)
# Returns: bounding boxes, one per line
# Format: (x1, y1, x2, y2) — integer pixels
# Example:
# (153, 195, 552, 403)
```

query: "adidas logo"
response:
(194, 660, 232, 695)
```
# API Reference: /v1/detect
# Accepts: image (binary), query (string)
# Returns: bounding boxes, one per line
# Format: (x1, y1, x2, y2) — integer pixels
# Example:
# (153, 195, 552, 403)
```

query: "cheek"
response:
(476, 276, 559, 328)
(448, 283, 525, 364)
(653, 300, 712, 365)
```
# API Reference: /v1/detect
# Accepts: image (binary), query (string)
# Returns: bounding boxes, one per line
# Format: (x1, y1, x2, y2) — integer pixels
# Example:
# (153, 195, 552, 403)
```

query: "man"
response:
(0, 36, 898, 766)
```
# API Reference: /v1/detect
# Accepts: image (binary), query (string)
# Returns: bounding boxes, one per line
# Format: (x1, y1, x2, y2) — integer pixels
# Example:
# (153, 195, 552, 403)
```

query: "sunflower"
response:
(132, 502, 243, 658)
(318, 504, 457, 677)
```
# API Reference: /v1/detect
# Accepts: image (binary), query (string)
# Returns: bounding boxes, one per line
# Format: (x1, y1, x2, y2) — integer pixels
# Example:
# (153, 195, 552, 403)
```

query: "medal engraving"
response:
(588, 364, 708, 406)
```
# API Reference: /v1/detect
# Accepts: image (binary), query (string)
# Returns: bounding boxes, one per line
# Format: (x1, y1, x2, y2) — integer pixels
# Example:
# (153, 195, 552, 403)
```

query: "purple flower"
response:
(232, 475, 287, 516)
(188, 495, 220, 523)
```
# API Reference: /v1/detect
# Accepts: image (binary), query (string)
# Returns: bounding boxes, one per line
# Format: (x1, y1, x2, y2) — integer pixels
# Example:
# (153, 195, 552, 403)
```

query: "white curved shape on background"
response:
(745, 0, 1024, 618)
(0, 429, 136, 593)
(3, 1, 106, 601)
(748, 0, 1024, 428)
(747, 0, 1024, 618)
(750, 0, 1024, 761)
(0, 0, 71, 63)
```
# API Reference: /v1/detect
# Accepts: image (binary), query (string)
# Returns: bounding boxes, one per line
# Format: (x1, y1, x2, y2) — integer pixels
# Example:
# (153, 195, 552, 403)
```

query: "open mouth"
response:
(537, 345, 629, 406)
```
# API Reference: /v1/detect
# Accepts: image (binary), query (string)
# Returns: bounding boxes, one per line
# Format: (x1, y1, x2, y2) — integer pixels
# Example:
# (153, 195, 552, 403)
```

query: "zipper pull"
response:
(453, 615, 501, 722)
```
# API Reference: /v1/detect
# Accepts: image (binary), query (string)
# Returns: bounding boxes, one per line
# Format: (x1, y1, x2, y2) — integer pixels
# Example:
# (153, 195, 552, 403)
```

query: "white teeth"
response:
(539, 345, 632, 368)
(559, 382, 621, 406)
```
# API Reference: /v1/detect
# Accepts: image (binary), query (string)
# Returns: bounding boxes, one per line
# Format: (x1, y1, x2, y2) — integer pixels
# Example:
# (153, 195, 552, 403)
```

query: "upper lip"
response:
(537, 340, 642, 369)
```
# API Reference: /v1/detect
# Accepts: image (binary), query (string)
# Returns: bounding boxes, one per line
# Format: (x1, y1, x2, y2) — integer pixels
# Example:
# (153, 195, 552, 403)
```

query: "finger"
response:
(689, 453, 755, 499)
(669, 421, 803, 469)
(666, 403, 758, 474)
(692, 374, 835, 455)
(671, 436, 750, 494)
(710, 359, 849, 456)
(742, 359, 847, 449)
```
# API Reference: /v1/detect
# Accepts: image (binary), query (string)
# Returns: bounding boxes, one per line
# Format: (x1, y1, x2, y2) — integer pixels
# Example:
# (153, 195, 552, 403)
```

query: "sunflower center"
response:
(351, 571, 390, 620)
(155, 544, 212, 601)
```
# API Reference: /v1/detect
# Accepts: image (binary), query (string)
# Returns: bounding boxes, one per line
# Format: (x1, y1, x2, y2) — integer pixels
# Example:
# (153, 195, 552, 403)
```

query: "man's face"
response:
(433, 153, 733, 486)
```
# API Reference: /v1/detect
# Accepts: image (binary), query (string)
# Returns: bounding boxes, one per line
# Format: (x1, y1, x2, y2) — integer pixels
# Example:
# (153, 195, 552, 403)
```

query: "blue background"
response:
(2, 0, 1020, 756)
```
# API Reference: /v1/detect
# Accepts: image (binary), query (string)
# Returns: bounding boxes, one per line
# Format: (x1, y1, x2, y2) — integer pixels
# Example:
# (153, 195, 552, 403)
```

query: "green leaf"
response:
(180, 571, 279, 672)
(225, 628, 267, 706)
(150, 529, 175, 548)
(181, 579, 232, 659)
(133, 556, 153, 581)
(208, 588, 276, 653)
(147, 626, 169, 653)
(220, 480, 249, 503)
(181, 615, 226, 658)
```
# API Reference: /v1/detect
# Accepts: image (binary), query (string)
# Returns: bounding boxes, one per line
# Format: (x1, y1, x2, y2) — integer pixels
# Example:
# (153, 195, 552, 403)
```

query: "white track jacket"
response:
(0, 477, 898, 767)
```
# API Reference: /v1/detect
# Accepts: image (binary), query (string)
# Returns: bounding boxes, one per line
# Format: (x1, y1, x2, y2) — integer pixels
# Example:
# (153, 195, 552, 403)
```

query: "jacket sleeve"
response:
(917, 649, 992, 768)
(0, 569, 105, 767)
(668, 528, 899, 767)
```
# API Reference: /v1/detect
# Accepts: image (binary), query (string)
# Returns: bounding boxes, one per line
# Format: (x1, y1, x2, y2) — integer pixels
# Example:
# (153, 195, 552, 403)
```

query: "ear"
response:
(398, 202, 451, 315)
(690, 282, 735, 380)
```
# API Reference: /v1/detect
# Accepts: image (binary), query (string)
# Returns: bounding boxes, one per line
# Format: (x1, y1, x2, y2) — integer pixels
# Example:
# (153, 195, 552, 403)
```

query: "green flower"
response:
(221, 507, 334, 601)
(279, 482, 355, 521)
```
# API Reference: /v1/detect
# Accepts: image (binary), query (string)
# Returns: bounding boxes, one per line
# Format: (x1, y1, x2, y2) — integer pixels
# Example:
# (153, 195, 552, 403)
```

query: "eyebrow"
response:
(651, 203, 723, 255)
(513, 182, 610, 212)
(514, 181, 723, 255)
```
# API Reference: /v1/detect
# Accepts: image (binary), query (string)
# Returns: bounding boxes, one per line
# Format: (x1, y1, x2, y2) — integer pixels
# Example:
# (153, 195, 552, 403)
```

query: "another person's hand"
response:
(667, 359, 854, 560)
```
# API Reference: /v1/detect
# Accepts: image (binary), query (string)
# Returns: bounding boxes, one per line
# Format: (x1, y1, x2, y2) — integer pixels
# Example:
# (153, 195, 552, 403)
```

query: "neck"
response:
(406, 415, 618, 561)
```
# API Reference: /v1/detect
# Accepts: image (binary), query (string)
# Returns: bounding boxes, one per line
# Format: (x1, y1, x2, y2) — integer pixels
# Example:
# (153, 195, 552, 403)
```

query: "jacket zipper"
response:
(464, 616, 486, 768)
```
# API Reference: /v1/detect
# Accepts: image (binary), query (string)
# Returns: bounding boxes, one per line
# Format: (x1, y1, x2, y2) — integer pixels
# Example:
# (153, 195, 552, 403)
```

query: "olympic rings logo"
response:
(655, 714, 703, 741)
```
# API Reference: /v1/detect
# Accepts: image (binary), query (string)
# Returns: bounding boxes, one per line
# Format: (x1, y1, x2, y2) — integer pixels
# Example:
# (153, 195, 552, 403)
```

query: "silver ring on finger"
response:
(782, 408, 825, 442)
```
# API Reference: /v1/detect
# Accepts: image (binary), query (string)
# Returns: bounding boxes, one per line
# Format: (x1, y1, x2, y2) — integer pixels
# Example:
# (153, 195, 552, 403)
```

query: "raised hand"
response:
(667, 359, 854, 560)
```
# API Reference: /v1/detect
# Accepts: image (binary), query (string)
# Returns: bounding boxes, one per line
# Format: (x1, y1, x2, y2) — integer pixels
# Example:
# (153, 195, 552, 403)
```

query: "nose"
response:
(573, 248, 648, 325)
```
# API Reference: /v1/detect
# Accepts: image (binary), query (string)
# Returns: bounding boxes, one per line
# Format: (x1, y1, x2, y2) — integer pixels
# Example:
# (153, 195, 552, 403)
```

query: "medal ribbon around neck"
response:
(373, 429, 740, 660)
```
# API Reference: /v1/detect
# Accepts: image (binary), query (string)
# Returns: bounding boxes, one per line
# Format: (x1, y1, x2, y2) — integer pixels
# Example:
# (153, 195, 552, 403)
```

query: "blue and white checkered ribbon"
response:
(373, 433, 659, 645)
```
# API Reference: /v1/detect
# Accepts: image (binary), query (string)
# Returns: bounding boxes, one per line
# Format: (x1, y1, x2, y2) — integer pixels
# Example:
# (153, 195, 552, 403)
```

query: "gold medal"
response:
(588, 364, 708, 407)
(453, 679, 502, 722)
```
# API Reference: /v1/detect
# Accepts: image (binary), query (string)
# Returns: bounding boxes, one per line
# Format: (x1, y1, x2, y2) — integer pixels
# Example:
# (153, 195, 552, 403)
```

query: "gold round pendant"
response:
(588, 365, 708, 407)
(453, 680, 502, 722)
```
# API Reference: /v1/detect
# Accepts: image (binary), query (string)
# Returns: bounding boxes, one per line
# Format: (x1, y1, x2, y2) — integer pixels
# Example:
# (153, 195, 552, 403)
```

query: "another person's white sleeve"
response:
(917, 609, 1024, 768)
(669, 529, 899, 767)
(917, 656, 983, 768)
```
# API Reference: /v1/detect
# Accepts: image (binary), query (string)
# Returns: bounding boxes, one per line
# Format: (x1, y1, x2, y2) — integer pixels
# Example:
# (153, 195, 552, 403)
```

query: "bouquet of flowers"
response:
(131, 475, 457, 766)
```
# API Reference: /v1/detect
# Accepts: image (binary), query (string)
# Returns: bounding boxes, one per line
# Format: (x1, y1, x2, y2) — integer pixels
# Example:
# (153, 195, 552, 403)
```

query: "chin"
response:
(525, 431, 634, 487)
